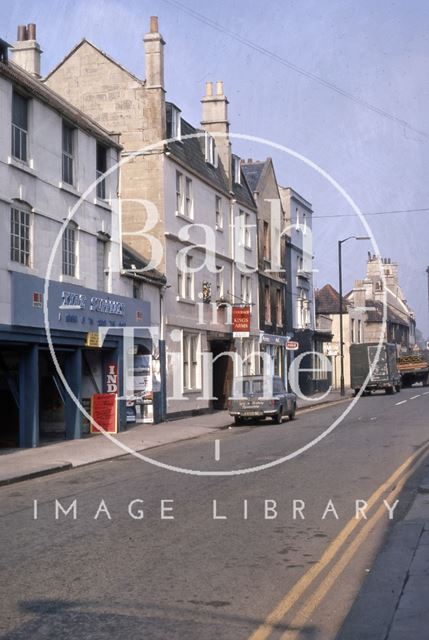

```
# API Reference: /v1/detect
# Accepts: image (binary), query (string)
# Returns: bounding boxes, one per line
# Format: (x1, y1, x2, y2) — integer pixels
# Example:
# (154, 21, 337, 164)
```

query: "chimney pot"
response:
(205, 81, 213, 97)
(216, 80, 223, 96)
(27, 23, 36, 40)
(150, 16, 158, 33)
(17, 25, 27, 41)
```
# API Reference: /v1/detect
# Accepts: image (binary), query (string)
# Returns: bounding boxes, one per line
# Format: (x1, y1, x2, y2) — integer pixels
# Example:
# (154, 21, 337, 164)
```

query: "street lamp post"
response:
(338, 236, 370, 396)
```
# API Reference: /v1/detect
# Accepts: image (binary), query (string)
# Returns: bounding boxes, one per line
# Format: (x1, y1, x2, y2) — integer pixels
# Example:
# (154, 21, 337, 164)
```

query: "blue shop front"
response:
(0, 273, 161, 448)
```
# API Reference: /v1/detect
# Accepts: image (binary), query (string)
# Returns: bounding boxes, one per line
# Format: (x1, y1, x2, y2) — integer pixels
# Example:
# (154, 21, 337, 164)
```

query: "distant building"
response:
(346, 255, 416, 354)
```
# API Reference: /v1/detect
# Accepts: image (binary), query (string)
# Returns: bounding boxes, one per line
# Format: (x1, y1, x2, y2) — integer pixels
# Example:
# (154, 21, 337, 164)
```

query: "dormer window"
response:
(232, 154, 241, 184)
(166, 103, 181, 141)
(205, 132, 217, 166)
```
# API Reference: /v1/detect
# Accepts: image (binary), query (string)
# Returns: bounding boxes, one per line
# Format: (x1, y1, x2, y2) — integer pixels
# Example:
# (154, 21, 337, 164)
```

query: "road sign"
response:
(286, 340, 299, 351)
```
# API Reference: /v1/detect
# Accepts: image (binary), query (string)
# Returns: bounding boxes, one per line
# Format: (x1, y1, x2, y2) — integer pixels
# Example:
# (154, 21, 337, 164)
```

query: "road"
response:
(0, 387, 428, 640)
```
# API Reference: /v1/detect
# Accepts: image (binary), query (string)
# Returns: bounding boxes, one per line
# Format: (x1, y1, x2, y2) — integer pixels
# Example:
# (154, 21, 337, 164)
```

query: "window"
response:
(351, 318, 355, 343)
(183, 333, 200, 390)
(263, 221, 270, 260)
(11, 92, 28, 162)
(241, 274, 251, 304)
(216, 265, 224, 299)
(205, 132, 217, 166)
(232, 154, 241, 184)
(96, 143, 107, 199)
(97, 238, 109, 290)
(166, 104, 181, 140)
(62, 121, 75, 185)
(185, 177, 193, 218)
(10, 205, 31, 266)
(358, 319, 362, 343)
(264, 285, 271, 323)
(240, 210, 251, 249)
(215, 195, 223, 229)
(242, 340, 252, 375)
(62, 222, 77, 276)
(276, 288, 283, 326)
(176, 171, 183, 214)
(178, 254, 194, 300)
(295, 207, 300, 229)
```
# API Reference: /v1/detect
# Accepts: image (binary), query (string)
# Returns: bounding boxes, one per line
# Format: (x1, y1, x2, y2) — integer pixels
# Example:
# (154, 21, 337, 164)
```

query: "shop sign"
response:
(106, 363, 118, 394)
(90, 393, 117, 433)
(85, 332, 101, 348)
(286, 340, 299, 351)
(232, 306, 251, 337)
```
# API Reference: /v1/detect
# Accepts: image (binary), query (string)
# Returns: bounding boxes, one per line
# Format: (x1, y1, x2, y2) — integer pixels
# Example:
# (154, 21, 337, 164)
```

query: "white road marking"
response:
(215, 439, 220, 461)
(370, 417, 377, 420)
(410, 395, 421, 400)
(423, 392, 429, 395)
(395, 400, 407, 406)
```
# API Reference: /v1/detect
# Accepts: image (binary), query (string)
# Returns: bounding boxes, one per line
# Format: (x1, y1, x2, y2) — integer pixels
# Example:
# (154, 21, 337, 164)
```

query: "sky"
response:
(2, 0, 428, 336)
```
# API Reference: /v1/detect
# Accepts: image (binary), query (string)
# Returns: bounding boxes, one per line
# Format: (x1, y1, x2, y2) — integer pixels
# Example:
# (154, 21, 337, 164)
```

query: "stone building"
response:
(242, 158, 289, 382)
(346, 255, 416, 354)
(45, 17, 259, 417)
(0, 28, 157, 447)
(280, 187, 330, 394)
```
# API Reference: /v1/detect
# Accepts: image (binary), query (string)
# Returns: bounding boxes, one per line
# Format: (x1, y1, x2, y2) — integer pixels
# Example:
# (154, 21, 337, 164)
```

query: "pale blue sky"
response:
(2, 0, 428, 335)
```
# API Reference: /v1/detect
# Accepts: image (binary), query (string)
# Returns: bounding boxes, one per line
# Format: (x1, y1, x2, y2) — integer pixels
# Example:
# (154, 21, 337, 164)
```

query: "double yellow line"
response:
(248, 439, 429, 640)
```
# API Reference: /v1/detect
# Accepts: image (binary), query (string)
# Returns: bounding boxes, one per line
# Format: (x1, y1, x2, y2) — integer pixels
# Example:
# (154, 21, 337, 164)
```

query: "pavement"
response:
(0, 389, 348, 486)
(337, 467, 429, 640)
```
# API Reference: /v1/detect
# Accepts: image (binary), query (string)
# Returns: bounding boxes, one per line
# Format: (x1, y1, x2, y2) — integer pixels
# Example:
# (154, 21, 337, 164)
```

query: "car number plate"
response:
(243, 411, 261, 416)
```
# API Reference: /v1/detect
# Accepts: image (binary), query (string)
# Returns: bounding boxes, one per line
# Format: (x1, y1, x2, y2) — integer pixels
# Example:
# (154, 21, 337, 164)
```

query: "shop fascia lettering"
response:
(61, 290, 125, 316)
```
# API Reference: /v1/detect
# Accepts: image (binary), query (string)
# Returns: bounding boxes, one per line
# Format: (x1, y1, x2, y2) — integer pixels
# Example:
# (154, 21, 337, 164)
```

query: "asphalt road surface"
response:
(1, 387, 428, 640)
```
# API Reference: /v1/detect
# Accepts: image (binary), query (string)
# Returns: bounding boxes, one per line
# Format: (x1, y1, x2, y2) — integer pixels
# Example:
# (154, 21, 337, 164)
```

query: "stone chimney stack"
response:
(12, 23, 42, 78)
(144, 16, 165, 90)
(143, 16, 166, 145)
(201, 80, 231, 187)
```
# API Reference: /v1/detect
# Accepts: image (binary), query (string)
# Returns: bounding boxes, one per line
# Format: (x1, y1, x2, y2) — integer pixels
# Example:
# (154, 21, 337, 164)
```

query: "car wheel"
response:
(386, 386, 394, 395)
(272, 410, 282, 424)
(289, 404, 296, 420)
(395, 384, 401, 393)
(234, 416, 243, 425)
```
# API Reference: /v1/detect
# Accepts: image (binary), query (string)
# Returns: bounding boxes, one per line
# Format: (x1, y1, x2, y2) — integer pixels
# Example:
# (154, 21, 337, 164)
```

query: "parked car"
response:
(350, 342, 401, 395)
(227, 375, 297, 424)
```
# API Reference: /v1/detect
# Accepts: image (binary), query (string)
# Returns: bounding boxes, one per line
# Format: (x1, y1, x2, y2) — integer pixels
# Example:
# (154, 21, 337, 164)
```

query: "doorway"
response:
(209, 339, 233, 410)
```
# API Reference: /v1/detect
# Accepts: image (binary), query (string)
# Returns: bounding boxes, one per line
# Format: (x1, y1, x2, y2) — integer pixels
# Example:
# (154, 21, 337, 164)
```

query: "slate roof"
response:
(1, 59, 121, 148)
(167, 107, 256, 210)
(315, 284, 348, 314)
(122, 244, 166, 286)
(365, 300, 409, 327)
(241, 161, 265, 192)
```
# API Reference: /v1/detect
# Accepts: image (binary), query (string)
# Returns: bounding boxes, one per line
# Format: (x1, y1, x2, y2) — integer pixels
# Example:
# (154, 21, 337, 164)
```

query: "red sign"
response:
(90, 393, 118, 433)
(286, 340, 299, 351)
(232, 306, 251, 335)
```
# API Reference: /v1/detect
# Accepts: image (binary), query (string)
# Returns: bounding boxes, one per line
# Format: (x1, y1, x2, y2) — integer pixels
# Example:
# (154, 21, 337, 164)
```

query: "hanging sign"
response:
(232, 306, 251, 337)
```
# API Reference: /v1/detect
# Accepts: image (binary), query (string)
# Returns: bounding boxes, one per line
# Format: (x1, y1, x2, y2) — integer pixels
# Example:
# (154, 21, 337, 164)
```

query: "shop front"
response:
(0, 273, 157, 448)
(260, 333, 290, 383)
